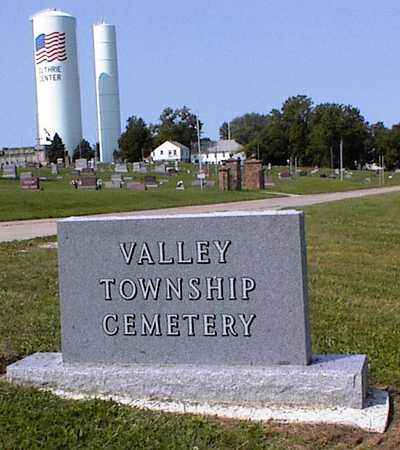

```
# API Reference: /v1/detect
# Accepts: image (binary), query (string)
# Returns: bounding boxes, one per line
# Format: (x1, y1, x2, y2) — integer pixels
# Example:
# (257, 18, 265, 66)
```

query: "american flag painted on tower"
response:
(35, 32, 67, 64)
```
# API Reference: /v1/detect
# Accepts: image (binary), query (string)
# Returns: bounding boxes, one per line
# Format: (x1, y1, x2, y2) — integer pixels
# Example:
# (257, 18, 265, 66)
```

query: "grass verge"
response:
(1, 193, 400, 448)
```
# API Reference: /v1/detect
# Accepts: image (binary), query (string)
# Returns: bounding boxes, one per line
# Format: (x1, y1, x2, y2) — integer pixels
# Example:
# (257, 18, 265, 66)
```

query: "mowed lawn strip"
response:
(1, 193, 400, 448)
(1, 165, 400, 221)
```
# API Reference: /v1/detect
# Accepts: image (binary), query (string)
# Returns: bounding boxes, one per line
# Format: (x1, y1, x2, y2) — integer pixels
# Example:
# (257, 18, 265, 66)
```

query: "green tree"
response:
(246, 109, 288, 164)
(119, 116, 153, 162)
(281, 95, 313, 162)
(306, 103, 369, 168)
(219, 113, 268, 144)
(46, 133, 65, 163)
(153, 106, 201, 148)
(376, 124, 400, 169)
(72, 139, 94, 161)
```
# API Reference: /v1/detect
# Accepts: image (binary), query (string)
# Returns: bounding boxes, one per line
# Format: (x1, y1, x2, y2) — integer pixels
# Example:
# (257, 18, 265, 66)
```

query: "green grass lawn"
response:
(1, 193, 400, 448)
(268, 166, 400, 195)
(1, 164, 400, 222)
(0, 165, 273, 222)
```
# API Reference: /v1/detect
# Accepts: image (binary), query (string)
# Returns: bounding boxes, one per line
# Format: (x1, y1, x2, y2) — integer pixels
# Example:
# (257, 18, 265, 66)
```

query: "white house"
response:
(150, 141, 190, 162)
(191, 139, 246, 164)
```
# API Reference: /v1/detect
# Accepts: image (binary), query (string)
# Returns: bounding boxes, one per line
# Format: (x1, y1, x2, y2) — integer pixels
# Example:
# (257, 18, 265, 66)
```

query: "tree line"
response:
(220, 96, 400, 169)
(116, 106, 202, 162)
(47, 97, 400, 169)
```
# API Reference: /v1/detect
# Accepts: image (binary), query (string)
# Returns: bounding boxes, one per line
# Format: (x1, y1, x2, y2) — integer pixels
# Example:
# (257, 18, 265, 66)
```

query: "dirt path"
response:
(2, 185, 400, 242)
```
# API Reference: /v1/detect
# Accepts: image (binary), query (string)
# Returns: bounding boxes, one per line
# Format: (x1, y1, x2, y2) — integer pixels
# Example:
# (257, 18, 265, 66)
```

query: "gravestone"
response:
(2, 165, 17, 179)
(51, 163, 59, 176)
(205, 180, 215, 188)
(144, 175, 158, 189)
(133, 162, 147, 173)
(20, 172, 33, 180)
(21, 176, 40, 191)
(126, 181, 145, 191)
(6, 211, 389, 432)
(79, 175, 97, 190)
(111, 173, 122, 188)
(154, 164, 166, 174)
(75, 158, 88, 170)
(115, 163, 128, 173)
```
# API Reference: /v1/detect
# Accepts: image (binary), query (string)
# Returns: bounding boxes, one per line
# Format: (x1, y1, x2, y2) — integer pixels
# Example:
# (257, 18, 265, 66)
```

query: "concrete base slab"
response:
(6, 352, 389, 432)
(49, 387, 389, 433)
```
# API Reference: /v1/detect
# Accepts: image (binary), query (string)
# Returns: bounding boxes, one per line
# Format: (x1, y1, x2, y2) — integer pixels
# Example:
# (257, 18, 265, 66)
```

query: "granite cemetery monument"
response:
(2, 164, 17, 179)
(7, 211, 388, 432)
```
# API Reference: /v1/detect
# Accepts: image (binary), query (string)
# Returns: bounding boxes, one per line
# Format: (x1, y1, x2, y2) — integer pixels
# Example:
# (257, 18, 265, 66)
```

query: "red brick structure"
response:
(225, 159, 242, 191)
(244, 159, 264, 190)
(218, 166, 230, 192)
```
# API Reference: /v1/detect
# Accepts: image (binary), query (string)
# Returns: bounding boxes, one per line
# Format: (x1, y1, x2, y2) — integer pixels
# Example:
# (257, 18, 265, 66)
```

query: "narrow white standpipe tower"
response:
(31, 9, 83, 155)
(93, 22, 121, 163)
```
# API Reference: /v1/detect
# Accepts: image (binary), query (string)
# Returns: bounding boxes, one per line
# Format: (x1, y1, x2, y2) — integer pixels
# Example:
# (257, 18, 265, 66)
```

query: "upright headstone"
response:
(115, 163, 128, 173)
(79, 175, 97, 190)
(133, 162, 147, 173)
(111, 173, 123, 188)
(20, 172, 33, 180)
(2, 165, 17, 179)
(154, 164, 166, 174)
(75, 159, 88, 171)
(21, 176, 40, 191)
(51, 163, 59, 176)
(144, 175, 158, 189)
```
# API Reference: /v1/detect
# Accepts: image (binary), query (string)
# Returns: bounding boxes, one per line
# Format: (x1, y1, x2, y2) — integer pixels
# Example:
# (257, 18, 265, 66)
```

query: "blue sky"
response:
(1, 0, 400, 146)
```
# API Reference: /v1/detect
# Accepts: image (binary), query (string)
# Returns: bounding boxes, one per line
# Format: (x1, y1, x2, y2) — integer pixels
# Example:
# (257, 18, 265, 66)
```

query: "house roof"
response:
(152, 141, 190, 152)
(205, 139, 243, 154)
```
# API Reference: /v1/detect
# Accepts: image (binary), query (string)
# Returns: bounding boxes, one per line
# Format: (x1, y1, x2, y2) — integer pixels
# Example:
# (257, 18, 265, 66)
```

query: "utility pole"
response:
(257, 143, 260, 160)
(340, 138, 343, 182)
(228, 122, 231, 140)
(197, 115, 203, 190)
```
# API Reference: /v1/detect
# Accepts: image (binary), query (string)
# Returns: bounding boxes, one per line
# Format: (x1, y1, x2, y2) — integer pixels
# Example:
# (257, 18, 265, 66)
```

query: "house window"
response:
(173, 150, 177, 155)
(160, 150, 163, 155)
(169, 150, 172, 156)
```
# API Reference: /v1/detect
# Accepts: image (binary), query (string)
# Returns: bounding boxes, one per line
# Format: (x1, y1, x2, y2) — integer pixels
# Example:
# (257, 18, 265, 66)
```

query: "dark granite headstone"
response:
(21, 176, 40, 190)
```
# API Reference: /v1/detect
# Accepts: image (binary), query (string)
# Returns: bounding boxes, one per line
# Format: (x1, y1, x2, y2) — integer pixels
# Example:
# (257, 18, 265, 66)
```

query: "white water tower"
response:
(93, 22, 121, 163)
(31, 9, 83, 154)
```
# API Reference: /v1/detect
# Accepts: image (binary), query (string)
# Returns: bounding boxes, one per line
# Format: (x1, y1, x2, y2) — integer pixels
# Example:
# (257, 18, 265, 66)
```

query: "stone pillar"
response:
(226, 159, 242, 191)
(244, 159, 264, 190)
(218, 166, 230, 192)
